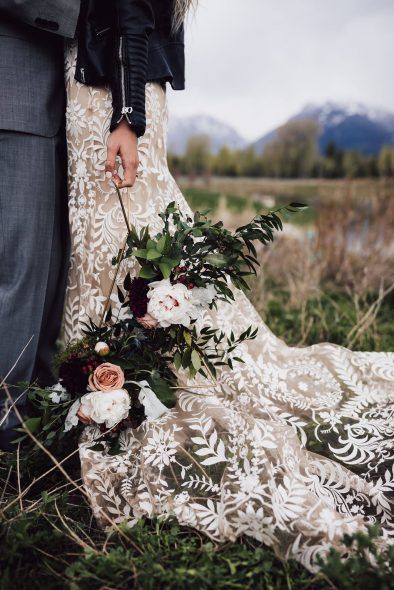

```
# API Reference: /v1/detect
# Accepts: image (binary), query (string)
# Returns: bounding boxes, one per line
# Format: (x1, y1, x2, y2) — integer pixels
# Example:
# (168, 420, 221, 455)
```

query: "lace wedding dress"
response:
(64, 44, 393, 570)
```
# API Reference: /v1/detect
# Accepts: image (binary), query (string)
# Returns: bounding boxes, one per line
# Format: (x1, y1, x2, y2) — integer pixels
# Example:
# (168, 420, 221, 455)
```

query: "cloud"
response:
(167, 0, 394, 140)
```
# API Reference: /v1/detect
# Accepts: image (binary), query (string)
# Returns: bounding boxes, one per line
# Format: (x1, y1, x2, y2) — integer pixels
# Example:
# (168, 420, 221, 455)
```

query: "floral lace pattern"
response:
(63, 43, 393, 571)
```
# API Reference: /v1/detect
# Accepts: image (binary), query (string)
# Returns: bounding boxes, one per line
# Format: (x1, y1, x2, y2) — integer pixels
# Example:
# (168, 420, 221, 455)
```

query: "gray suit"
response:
(0, 1, 80, 448)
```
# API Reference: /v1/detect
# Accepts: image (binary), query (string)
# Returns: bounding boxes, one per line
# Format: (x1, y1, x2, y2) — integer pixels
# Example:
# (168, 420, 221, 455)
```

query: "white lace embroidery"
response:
(63, 42, 394, 572)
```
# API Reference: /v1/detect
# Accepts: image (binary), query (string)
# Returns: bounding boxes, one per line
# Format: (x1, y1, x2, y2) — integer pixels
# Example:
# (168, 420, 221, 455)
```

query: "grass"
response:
(1, 177, 393, 589)
(183, 187, 221, 212)
(259, 283, 394, 351)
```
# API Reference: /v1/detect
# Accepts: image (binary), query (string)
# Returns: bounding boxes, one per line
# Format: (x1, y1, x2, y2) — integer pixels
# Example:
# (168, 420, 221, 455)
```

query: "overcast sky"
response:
(167, 0, 394, 141)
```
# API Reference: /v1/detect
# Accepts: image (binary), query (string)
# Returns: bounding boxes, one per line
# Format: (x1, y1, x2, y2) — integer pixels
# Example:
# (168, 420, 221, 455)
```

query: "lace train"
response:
(63, 43, 393, 571)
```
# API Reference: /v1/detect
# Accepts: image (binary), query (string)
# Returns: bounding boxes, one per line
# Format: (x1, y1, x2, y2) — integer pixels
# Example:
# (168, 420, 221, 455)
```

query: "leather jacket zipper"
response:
(116, 36, 133, 124)
(95, 26, 111, 37)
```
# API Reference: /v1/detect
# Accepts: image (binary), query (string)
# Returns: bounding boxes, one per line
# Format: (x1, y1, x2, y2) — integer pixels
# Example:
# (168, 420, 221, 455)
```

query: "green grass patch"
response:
(260, 283, 394, 351)
(225, 193, 249, 213)
(183, 188, 220, 213)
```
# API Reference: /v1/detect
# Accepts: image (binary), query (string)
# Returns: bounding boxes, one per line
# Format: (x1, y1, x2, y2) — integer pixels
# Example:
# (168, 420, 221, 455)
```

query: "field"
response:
(182, 177, 394, 351)
(1, 178, 393, 589)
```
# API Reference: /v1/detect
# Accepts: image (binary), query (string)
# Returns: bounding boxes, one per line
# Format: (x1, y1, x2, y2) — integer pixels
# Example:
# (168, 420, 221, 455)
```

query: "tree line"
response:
(168, 119, 394, 179)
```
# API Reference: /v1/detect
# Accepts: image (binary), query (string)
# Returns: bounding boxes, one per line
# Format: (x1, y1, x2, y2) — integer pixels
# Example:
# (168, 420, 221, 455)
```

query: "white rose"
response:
(147, 279, 193, 328)
(79, 389, 131, 429)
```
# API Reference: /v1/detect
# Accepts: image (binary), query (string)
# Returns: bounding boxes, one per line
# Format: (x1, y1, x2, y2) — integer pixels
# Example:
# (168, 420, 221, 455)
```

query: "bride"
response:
(63, 0, 393, 571)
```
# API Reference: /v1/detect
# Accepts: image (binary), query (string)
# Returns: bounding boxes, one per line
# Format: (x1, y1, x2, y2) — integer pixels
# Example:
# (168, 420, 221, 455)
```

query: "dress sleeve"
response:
(110, 0, 155, 137)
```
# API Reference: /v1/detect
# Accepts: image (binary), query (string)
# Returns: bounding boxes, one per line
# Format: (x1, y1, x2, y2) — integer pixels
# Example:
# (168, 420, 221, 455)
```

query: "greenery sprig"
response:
(116, 201, 307, 298)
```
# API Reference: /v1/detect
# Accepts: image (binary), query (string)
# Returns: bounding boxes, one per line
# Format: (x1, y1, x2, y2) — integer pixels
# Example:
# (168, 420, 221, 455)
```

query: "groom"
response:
(0, 1, 80, 450)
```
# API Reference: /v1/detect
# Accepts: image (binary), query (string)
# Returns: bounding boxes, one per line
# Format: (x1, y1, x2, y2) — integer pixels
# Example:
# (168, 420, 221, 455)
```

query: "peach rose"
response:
(137, 313, 158, 329)
(88, 362, 125, 391)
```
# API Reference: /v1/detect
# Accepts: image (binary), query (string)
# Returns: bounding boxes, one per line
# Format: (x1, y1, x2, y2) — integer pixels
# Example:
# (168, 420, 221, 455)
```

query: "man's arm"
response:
(0, 0, 80, 38)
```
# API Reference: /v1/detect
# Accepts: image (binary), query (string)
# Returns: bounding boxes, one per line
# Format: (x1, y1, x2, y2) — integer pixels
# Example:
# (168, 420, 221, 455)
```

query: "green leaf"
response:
(188, 366, 197, 380)
(24, 417, 41, 434)
(161, 256, 182, 267)
(205, 253, 230, 268)
(158, 262, 172, 279)
(183, 330, 192, 347)
(147, 376, 176, 407)
(181, 348, 192, 368)
(191, 350, 201, 371)
(156, 234, 168, 253)
(147, 239, 157, 250)
(146, 249, 162, 260)
(139, 266, 157, 279)
(174, 351, 182, 371)
(133, 248, 148, 258)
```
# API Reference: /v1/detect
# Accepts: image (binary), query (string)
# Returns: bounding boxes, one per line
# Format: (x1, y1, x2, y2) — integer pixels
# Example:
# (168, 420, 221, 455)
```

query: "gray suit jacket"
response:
(0, 0, 80, 137)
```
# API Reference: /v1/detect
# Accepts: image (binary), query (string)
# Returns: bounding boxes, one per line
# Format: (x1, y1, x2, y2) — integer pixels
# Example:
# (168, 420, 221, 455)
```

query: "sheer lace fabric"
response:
(64, 43, 393, 571)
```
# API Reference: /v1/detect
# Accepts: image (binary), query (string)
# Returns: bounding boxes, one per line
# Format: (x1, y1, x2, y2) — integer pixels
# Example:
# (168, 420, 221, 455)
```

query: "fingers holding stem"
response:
(105, 119, 139, 188)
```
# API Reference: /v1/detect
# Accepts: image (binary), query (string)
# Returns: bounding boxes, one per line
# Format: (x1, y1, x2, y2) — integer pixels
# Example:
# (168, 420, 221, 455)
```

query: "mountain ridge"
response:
(168, 102, 394, 156)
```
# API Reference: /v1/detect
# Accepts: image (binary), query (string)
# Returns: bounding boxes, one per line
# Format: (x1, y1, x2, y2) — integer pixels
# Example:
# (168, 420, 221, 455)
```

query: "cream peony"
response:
(147, 279, 194, 327)
(79, 389, 131, 429)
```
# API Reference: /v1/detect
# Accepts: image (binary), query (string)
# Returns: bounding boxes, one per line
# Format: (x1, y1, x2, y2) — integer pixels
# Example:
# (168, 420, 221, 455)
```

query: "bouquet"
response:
(26, 194, 305, 452)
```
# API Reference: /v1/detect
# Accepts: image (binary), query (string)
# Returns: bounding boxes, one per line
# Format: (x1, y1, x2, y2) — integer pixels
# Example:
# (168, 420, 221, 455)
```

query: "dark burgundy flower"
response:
(59, 357, 89, 395)
(59, 355, 101, 395)
(129, 277, 149, 317)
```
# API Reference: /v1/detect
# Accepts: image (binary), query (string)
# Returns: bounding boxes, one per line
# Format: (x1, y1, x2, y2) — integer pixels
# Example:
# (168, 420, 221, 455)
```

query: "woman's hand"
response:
(105, 119, 139, 188)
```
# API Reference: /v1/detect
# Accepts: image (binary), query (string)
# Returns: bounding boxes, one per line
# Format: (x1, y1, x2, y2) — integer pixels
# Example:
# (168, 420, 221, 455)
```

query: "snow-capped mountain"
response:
(168, 103, 394, 156)
(168, 114, 247, 155)
(254, 102, 394, 156)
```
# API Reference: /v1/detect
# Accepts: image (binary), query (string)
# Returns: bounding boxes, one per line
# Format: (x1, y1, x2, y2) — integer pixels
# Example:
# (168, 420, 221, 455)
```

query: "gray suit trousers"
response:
(0, 130, 69, 433)
(0, 0, 79, 448)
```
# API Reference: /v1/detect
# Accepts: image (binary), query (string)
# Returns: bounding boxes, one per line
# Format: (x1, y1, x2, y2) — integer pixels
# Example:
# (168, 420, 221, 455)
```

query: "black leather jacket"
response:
(75, 0, 185, 137)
